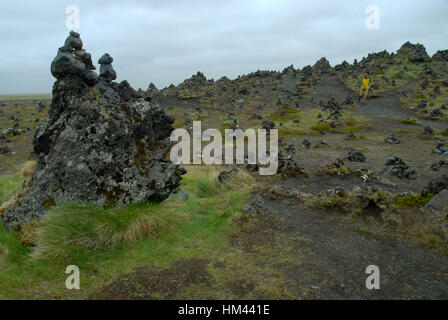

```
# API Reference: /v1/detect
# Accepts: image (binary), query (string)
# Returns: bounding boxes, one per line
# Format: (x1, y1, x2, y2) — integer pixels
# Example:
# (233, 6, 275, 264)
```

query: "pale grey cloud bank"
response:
(0, 0, 447, 94)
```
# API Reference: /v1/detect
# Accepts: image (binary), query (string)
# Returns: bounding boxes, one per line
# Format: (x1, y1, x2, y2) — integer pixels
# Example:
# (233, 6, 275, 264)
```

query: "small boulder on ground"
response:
(423, 127, 434, 135)
(424, 189, 448, 212)
(218, 169, 238, 184)
(348, 149, 366, 163)
(301, 139, 311, 149)
(422, 174, 448, 196)
(0, 146, 11, 154)
(242, 194, 271, 215)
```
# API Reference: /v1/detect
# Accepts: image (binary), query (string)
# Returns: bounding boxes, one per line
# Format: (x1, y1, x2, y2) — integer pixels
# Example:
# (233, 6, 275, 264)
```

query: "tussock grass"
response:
(0, 176, 25, 207)
(0, 221, 28, 264)
(401, 118, 419, 125)
(32, 201, 187, 259)
(305, 189, 393, 215)
(395, 193, 435, 209)
(310, 122, 331, 132)
(21, 161, 36, 178)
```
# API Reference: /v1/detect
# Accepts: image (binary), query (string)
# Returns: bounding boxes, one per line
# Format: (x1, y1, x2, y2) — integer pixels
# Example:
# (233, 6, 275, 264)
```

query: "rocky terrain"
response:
(0, 39, 447, 299)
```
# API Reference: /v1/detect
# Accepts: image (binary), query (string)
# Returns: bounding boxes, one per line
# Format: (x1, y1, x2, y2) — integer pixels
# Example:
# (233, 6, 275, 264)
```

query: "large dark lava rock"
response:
(2, 32, 185, 229)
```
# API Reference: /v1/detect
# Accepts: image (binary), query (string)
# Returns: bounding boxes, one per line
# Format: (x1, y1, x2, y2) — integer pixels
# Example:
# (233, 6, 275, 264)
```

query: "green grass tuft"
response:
(0, 222, 29, 264)
(401, 118, 419, 125)
(395, 193, 435, 209)
(310, 122, 331, 132)
(197, 179, 222, 198)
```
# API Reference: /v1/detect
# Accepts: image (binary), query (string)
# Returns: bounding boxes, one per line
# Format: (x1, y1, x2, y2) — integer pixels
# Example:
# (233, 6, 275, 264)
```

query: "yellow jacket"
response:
(361, 77, 371, 89)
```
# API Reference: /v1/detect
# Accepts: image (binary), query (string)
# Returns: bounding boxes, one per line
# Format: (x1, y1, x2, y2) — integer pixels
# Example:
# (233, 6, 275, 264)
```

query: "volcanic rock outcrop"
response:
(2, 32, 186, 229)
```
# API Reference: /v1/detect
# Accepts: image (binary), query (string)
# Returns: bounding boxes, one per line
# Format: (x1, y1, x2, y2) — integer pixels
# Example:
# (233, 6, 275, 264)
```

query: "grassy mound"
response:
(32, 201, 186, 259)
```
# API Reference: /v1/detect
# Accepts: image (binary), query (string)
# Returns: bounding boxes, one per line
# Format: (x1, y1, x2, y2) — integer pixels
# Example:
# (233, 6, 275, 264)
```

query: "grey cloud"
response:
(0, 0, 447, 94)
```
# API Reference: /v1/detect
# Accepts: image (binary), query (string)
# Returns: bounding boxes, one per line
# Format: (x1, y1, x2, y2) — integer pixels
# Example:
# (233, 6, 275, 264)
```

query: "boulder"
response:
(348, 149, 366, 163)
(218, 169, 238, 184)
(422, 174, 448, 196)
(424, 189, 448, 212)
(242, 194, 271, 215)
(0, 146, 11, 154)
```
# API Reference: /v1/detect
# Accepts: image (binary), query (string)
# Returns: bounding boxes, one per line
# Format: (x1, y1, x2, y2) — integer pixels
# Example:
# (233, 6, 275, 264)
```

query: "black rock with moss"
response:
(2, 33, 186, 230)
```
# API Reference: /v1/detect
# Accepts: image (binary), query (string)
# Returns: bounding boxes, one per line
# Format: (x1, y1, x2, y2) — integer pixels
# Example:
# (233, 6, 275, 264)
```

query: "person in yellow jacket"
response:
(358, 72, 371, 104)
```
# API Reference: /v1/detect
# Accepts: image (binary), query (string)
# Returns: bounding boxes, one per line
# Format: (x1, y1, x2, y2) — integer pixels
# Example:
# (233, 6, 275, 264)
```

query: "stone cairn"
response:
(98, 53, 117, 81)
(2, 32, 186, 230)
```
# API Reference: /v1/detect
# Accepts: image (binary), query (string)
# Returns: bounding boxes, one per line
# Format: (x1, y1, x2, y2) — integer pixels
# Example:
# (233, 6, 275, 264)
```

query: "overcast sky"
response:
(0, 0, 447, 94)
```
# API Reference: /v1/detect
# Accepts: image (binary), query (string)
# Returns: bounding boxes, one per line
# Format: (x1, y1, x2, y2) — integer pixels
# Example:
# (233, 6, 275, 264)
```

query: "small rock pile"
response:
(242, 194, 271, 216)
(51, 31, 99, 86)
(322, 98, 342, 120)
(382, 157, 417, 180)
(98, 53, 117, 81)
(261, 119, 276, 134)
(434, 141, 448, 155)
(423, 127, 434, 135)
(384, 134, 400, 144)
(312, 57, 332, 75)
(397, 42, 430, 63)
(431, 160, 448, 171)
(277, 144, 307, 178)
